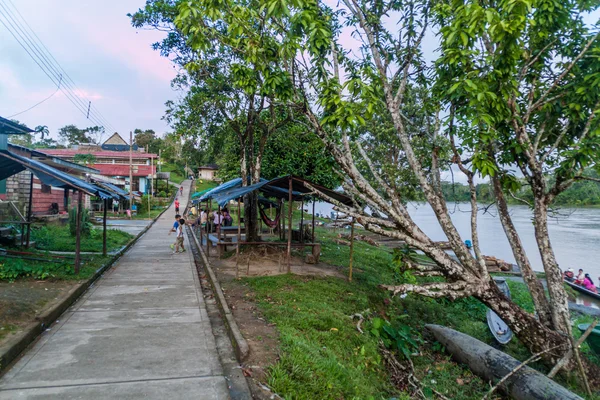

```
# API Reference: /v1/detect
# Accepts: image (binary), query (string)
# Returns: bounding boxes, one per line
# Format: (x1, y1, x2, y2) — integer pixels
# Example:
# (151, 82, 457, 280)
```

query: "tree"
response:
(174, 0, 600, 371)
(34, 125, 49, 140)
(132, 0, 297, 242)
(134, 128, 161, 152)
(58, 125, 105, 146)
(73, 153, 97, 166)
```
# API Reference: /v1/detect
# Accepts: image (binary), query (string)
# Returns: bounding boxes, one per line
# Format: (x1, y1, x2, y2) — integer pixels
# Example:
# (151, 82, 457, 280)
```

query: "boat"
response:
(564, 279, 600, 301)
(486, 278, 514, 344)
(577, 323, 600, 356)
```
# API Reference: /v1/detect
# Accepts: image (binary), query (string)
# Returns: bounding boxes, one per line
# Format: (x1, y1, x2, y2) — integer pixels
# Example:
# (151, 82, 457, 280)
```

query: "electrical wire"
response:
(8, 75, 62, 118)
(0, 0, 117, 133)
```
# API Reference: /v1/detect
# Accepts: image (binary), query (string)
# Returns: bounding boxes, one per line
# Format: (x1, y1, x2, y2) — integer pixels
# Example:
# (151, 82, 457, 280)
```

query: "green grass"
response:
(236, 222, 600, 399)
(0, 255, 113, 281)
(31, 224, 133, 252)
(0, 324, 18, 341)
(161, 163, 186, 184)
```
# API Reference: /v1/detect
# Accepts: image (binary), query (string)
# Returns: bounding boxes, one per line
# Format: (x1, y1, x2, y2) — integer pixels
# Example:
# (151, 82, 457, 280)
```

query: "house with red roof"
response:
(43, 133, 157, 194)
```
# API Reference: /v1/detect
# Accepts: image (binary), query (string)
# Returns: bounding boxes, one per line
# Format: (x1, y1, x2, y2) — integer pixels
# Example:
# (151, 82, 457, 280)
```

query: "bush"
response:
(68, 207, 92, 237)
(0, 258, 58, 280)
(158, 191, 166, 198)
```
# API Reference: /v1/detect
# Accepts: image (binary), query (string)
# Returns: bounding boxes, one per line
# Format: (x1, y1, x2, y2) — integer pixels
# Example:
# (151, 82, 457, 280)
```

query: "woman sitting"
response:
(582, 274, 598, 293)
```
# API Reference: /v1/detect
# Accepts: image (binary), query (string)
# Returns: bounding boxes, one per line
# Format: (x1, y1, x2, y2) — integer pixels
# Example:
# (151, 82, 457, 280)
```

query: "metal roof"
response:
(0, 116, 34, 135)
(7, 144, 100, 175)
(0, 150, 115, 199)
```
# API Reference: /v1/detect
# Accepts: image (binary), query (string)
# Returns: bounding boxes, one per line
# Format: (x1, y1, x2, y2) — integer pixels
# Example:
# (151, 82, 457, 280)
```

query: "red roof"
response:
(43, 149, 158, 158)
(94, 164, 155, 177)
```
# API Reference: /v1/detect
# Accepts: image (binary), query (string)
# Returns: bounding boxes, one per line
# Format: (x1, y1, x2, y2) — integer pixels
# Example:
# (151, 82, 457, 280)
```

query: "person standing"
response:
(175, 198, 180, 214)
(112, 199, 119, 216)
(180, 186, 184, 195)
(213, 210, 224, 235)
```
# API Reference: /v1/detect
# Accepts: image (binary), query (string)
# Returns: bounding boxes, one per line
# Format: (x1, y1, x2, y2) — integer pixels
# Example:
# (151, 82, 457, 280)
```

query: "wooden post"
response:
(286, 176, 293, 273)
(74, 191, 83, 274)
(25, 172, 33, 248)
(129, 131, 133, 220)
(236, 198, 241, 278)
(349, 217, 355, 282)
(103, 198, 108, 257)
(300, 198, 304, 244)
(311, 200, 316, 242)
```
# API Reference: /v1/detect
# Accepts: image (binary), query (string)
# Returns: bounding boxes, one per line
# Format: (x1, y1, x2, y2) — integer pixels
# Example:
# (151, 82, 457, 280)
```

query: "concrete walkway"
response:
(0, 181, 230, 399)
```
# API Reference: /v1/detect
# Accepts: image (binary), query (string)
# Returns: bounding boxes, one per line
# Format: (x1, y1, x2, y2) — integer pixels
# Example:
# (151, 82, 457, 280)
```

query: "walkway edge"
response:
(0, 205, 171, 375)
(188, 227, 250, 361)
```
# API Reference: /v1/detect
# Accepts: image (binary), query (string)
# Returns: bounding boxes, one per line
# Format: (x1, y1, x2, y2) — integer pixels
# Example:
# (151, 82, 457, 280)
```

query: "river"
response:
(310, 201, 600, 307)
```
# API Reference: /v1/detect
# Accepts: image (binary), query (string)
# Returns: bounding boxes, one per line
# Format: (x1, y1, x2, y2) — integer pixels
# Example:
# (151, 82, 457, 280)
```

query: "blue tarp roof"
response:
(194, 175, 351, 208)
(93, 180, 129, 199)
(196, 178, 243, 202)
(0, 150, 114, 199)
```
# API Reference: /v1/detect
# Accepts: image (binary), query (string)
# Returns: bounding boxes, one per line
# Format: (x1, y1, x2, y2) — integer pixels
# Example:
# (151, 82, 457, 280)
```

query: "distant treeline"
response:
(441, 174, 600, 206)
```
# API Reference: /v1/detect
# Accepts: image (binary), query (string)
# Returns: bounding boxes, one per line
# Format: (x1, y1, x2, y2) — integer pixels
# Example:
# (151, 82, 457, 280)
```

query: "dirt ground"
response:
(0, 280, 75, 346)
(209, 247, 345, 398)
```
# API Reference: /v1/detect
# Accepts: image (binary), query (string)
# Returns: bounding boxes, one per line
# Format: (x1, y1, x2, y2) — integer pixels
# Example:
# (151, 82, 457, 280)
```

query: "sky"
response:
(0, 0, 179, 142)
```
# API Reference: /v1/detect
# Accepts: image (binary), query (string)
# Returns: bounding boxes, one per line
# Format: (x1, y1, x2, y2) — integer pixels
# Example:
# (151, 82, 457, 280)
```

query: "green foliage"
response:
(32, 224, 133, 252)
(0, 258, 55, 280)
(369, 316, 421, 359)
(58, 125, 105, 146)
(73, 153, 97, 165)
(69, 207, 92, 237)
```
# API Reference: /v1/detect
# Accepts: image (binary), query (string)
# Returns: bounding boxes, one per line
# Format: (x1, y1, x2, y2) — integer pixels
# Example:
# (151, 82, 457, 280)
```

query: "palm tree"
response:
(34, 125, 49, 140)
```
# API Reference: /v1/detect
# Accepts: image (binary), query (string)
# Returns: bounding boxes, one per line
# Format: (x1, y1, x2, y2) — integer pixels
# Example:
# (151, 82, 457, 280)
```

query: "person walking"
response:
(180, 186, 184, 196)
(175, 198, 180, 214)
(172, 218, 186, 254)
(168, 214, 186, 252)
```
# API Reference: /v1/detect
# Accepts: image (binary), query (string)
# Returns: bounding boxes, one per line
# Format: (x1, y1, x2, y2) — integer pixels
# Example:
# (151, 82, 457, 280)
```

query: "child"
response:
(169, 214, 186, 252)
(175, 198, 180, 214)
(173, 218, 186, 254)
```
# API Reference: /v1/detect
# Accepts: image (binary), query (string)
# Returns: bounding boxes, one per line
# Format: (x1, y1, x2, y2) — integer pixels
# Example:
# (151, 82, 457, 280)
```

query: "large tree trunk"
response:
(533, 199, 572, 335)
(244, 191, 260, 242)
(478, 279, 569, 363)
(491, 176, 554, 328)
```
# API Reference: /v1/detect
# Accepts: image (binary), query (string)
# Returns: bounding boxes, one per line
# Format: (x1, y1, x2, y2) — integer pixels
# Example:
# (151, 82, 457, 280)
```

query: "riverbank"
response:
(207, 225, 598, 399)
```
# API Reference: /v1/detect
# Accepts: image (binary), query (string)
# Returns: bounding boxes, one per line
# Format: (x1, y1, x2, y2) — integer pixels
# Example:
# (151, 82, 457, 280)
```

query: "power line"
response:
(0, 1, 111, 130)
(0, 0, 117, 133)
(6, 0, 117, 133)
(8, 74, 62, 118)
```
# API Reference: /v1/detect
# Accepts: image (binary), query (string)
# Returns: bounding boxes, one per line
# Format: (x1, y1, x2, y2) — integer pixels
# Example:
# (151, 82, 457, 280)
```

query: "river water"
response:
(311, 201, 600, 306)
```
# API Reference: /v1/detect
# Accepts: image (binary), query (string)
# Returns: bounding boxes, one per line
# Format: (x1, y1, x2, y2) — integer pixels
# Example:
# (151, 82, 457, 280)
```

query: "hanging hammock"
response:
(259, 202, 281, 228)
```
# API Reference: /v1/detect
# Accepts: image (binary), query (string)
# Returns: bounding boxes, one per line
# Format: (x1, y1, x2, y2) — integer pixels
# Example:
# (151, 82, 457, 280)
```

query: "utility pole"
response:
(129, 131, 133, 220)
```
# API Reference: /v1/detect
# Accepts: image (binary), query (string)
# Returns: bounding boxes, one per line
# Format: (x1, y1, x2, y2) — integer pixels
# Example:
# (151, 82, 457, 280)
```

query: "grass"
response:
(31, 224, 133, 252)
(0, 254, 113, 281)
(237, 223, 599, 399)
(0, 324, 18, 341)
(161, 163, 186, 184)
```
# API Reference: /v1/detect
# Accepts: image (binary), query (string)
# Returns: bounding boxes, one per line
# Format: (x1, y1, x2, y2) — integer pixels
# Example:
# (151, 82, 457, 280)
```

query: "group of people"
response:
(187, 206, 234, 232)
(564, 268, 598, 293)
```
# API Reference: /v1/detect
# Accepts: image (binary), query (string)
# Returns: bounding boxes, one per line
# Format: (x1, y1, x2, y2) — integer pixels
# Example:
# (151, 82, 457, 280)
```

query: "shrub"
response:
(0, 258, 57, 280)
(69, 206, 92, 237)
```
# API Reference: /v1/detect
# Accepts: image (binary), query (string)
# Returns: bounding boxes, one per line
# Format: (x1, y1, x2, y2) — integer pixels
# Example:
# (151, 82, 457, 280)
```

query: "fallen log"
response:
(425, 324, 582, 400)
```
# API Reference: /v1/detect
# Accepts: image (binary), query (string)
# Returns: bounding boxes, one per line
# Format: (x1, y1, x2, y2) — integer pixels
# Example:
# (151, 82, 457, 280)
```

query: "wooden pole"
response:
(312, 200, 316, 242)
(129, 131, 133, 220)
(349, 217, 355, 282)
(236, 198, 241, 278)
(286, 176, 293, 273)
(300, 198, 304, 244)
(74, 191, 83, 274)
(25, 172, 33, 248)
(103, 198, 108, 257)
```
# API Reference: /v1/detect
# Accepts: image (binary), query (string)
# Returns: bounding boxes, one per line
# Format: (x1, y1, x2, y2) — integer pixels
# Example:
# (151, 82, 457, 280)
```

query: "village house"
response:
(198, 164, 219, 181)
(43, 132, 157, 195)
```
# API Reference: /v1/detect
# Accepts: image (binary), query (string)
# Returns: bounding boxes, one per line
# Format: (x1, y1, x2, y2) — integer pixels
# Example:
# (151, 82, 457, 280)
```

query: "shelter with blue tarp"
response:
(193, 175, 353, 273)
(0, 117, 122, 269)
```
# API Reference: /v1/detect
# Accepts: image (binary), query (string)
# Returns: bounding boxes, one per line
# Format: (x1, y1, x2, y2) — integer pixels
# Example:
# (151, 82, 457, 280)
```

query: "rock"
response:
(425, 324, 583, 400)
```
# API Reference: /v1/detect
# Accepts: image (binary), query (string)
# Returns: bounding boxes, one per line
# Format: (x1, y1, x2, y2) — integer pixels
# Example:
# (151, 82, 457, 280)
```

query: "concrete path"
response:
(0, 180, 230, 399)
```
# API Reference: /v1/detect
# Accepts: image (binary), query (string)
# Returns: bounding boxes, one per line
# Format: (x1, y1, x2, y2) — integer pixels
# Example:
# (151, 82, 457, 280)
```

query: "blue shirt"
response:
(173, 221, 179, 230)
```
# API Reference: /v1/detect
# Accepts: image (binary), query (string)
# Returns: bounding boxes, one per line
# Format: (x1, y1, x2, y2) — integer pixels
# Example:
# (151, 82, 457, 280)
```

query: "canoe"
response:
(564, 279, 600, 301)
(577, 323, 600, 356)
(486, 278, 514, 344)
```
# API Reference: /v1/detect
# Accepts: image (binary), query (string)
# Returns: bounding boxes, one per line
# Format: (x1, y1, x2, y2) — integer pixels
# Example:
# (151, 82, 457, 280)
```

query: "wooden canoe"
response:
(577, 323, 600, 356)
